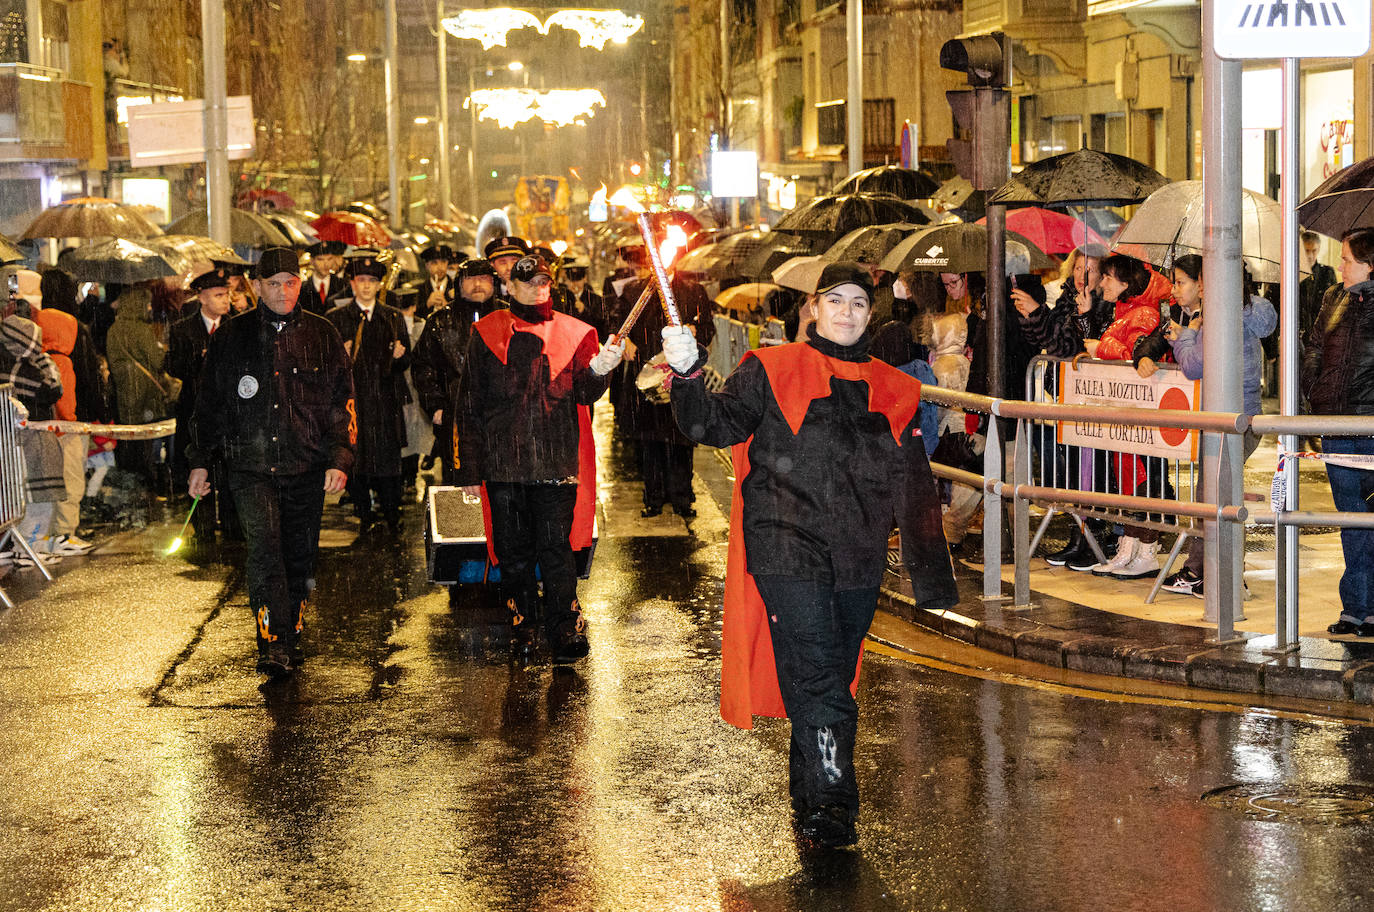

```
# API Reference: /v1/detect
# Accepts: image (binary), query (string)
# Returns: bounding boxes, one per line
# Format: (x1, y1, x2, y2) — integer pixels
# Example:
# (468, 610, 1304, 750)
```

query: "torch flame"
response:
(590, 184, 608, 207)
(607, 185, 646, 213)
(658, 224, 689, 266)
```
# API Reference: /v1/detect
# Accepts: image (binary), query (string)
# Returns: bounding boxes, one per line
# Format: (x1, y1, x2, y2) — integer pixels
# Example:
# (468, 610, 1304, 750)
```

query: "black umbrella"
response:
(822, 222, 926, 264)
(58, 239, 178, 283)
(771, 194, 931, 238)
(988, 149, 1169, 209)
(833, 166, 940, 201)
(737, 233, 826, 281)
(166, 209, 292, 248)
(879, 222, 1032, 275)
(1297, 155, 1374, 239)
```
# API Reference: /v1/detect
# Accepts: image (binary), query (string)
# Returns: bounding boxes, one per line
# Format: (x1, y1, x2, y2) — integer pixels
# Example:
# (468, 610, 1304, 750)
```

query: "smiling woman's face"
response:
(814, 284, 872, 346)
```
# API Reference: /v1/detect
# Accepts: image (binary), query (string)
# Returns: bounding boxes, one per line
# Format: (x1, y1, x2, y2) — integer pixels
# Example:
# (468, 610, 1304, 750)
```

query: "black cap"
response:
(815, 262, 874, 299)
(420, 244, 457, 263)
(254, 247, 300, 279)
(346, 250, 387, 279)
(532, 245, 557, 263)
(510, 255, 552, 284)
(307, 240, 347, 258)
(618, 239, 647, 265)
(484, 236, 530, 260)
(459, 258, 496, 279)
(190, 268, 231, 292)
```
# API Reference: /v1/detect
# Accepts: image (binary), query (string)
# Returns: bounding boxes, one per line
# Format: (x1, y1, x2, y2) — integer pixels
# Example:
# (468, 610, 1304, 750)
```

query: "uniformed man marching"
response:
(167, 267, 235, 558)
(301, 240, 350, 315)
(188, 247, 355, 679)
(326, 250, 412, 533)
(483, 235, 530, 307)
(411, 257, 497, 483)
(418, 243, 460, 319)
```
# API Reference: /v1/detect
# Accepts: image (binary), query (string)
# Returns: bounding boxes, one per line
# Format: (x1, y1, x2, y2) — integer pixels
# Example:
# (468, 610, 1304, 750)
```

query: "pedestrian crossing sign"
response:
(1215, 0, 1370, 59)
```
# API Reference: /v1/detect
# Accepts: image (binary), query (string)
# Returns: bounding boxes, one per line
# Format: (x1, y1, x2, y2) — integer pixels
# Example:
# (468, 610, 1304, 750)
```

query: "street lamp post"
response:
(437, 0, 452, 220)
(384, 0, 401, 228)
(468, 68, 479, 214)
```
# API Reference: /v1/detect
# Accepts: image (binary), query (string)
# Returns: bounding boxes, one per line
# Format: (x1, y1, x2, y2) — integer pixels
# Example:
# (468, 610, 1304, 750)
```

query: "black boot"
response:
(1044, 523, 1084, 566)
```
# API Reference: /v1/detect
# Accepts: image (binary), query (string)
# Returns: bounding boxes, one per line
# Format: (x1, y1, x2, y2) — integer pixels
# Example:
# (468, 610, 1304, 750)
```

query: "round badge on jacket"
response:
(237, 375, 260, 399)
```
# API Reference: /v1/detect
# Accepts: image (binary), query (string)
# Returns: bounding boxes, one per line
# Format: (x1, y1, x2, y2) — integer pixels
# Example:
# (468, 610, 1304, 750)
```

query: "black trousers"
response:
(347, 473, 402, 522)
(231, 470, 326, 653)
(754, 575, 878, 818)
(486, 481, 582, 638)
(639, 440, 695, 509)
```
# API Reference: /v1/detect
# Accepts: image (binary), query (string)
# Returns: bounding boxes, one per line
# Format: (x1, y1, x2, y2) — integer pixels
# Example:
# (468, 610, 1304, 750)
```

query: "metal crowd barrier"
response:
(708, 315, 785, 378)
(921, 373, 1374, 650)
(1022, 354, 1204, 604)
(0, 385, 53, 607)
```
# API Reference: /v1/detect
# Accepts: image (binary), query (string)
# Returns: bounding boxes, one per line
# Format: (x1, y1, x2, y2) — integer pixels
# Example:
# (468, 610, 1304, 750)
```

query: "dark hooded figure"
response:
(662, 261, 958, 850)
(326, 251, 412, 532)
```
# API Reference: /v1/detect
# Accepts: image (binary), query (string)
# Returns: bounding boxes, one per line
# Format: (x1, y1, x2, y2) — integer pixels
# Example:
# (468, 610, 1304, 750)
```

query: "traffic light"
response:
(941, 33, 1010, 190)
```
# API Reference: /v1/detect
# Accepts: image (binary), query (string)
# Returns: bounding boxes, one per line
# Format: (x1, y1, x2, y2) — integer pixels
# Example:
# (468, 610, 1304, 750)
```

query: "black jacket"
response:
(1017, 284, 1112, 359)
(555, 285, 607, 340)
(300, 274, 350, 316)
(325, 300, 412, 476)
(418, 276, 456, 318)
(165, 312, 215, 434)
(1303, 280, 1374, 415)
(411, 302, 475, 466)
(670, 333, 959, 601)
(617, 274, 716, 443)
(189, 305, 354, 479)
(455, 303, 606, 485)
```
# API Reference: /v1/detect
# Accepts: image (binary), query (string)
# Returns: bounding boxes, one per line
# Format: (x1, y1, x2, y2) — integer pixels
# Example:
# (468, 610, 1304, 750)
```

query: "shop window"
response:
(1038, 116, 1081, 158)
(1089, 112, 1126, 154)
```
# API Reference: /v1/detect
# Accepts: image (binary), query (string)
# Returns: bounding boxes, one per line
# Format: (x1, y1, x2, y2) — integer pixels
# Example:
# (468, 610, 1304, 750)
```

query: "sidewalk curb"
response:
(879, 569, 1374, 707)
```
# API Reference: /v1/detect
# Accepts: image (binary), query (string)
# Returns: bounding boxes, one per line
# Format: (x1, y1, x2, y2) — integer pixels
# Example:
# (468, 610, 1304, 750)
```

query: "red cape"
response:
(473, 310, 598, 561)
(720, 342, 922, 730)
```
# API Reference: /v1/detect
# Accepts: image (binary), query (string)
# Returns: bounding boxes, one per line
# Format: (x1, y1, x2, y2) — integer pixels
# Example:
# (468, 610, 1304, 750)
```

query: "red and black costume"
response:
(670, 333, 957, 827)
(455, 299, 605, 654)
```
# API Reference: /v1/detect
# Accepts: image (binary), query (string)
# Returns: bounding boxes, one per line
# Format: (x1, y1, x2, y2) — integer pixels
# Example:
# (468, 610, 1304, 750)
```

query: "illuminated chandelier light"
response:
(441, 8, 541, 49)
(441, 8, 644, 51)
(542, 10, 644, 50)
(466, 88, 606, 129)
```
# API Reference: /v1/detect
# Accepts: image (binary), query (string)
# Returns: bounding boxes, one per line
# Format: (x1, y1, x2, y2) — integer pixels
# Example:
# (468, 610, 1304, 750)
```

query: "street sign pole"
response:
(1270, 56, 1302, 653)
(1202, 0, 1245, 639)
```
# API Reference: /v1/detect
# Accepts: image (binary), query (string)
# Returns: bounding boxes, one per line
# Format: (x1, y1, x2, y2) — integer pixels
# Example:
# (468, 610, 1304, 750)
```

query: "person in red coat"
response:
(663, 262, 957, 848)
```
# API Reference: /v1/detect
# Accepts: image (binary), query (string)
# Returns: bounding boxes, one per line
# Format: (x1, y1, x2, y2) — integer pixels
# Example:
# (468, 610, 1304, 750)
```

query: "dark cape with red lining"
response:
(456, 308, 605, 558)
(670, 336, 958, 729)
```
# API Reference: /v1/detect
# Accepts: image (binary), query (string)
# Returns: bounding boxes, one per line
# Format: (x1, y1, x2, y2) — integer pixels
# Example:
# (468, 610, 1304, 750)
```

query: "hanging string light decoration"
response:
(466, 88, 607, 129)
(441, 8, 644, 50)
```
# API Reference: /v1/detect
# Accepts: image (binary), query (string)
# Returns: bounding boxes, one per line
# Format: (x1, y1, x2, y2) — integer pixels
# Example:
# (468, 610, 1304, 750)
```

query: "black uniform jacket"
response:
(300, 274, 350, 316)
(1303, 279, 1374, 415)
(166, 312, 214, 437)
(554, 286, 607, 340)
(617, 274, 716, 444)
(411, 301, 477, 461)
(455, 302, 606, 485)
(190, 304, 355, 479)
(325, 300, 412, 476)
(671, 333, 958, 599)
(419, 276, 456, 318)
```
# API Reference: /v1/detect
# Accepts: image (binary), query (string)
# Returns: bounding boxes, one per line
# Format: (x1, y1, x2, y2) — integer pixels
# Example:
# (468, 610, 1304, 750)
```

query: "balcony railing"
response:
(0, 63, 92, 162)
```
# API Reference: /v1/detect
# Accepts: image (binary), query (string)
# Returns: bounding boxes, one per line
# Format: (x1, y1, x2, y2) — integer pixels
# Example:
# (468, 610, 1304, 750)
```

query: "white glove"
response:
(589, 336, 626, 376)
(661, 325, 698, 374)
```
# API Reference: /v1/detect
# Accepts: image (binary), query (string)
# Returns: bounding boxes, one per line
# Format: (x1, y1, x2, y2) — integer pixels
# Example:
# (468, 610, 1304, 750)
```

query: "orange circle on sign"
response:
(1158, 387, 1190, 447)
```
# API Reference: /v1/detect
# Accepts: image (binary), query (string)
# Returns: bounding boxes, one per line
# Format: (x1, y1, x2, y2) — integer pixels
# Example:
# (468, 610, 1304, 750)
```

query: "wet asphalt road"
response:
(4, 428, 1374, 910)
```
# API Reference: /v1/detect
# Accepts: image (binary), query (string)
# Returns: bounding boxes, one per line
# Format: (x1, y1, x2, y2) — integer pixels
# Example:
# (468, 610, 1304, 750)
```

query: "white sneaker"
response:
(1090, 536, 1138, 576)
(14, 545, 61, 568)
(47, 534, 94, 555)
(1112, 540, 1160, 579)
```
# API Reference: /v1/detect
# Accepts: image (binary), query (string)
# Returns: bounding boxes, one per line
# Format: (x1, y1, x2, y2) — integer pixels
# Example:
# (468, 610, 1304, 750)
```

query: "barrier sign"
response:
(1214, 0, 1371, 59)
(1057, 361, 1200, 460)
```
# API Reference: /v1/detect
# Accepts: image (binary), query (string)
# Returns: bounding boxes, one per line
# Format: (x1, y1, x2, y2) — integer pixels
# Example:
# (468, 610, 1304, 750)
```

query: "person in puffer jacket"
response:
(1303, 227, 1374, 636)
(1082, 254, 1176, 581)
(1091, 254, 1174, 372)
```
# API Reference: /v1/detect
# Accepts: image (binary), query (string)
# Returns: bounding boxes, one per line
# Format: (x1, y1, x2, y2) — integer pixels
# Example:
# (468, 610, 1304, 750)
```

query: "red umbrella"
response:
(311, 211, 390, 248)
(237, 188, 297, 212)
(977, 207, 1105, 255)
